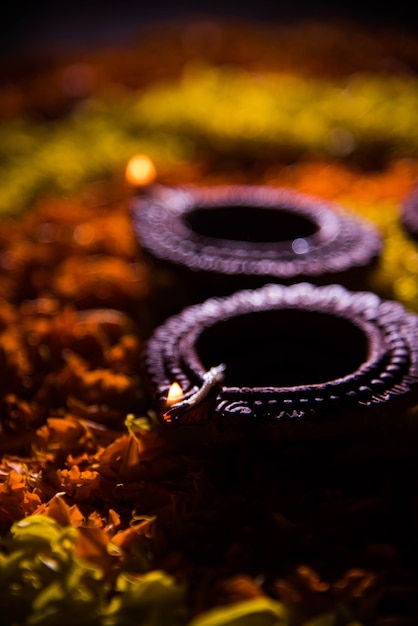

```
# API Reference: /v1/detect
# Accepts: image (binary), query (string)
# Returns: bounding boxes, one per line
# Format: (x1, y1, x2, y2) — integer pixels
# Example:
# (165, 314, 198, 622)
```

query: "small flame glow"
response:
(166, 382, 184, 406)
(125, 154, 157, 187)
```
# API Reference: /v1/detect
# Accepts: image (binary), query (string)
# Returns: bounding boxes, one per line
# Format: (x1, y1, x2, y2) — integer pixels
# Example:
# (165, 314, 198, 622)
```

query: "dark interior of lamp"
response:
(184, 205, 319, 243)
(194, 309, 369, 387)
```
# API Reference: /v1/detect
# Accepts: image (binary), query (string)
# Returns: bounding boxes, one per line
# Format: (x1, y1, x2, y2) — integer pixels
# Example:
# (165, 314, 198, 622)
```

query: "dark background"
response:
(3, 1, 418, 55)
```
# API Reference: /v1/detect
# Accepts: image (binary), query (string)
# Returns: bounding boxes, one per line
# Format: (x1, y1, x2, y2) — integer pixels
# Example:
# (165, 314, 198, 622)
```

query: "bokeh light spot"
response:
(125, 154, 157, 187)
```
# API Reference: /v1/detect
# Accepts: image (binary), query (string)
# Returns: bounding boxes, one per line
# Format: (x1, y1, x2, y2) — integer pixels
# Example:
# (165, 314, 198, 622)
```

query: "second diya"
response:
(143, 282, 418, 442)
(133, 185, 382, 306)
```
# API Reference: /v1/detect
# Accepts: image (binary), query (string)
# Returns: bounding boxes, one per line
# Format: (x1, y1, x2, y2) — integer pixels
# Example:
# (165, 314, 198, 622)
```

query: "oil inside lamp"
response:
(184, 204, 318, 243)
(195, 309, 367, 388)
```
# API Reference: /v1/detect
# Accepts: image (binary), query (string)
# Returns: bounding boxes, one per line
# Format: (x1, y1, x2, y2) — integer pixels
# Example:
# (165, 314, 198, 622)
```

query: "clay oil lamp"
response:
(132, 185, 382, 304)
(142, 282, 418, 443)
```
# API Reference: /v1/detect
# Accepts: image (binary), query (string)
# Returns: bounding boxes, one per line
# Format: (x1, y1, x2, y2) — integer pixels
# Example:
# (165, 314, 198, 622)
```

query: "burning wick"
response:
(163, 364, 226, 422)
(125, 154, 157, 189)
(166, 382, 184, 407)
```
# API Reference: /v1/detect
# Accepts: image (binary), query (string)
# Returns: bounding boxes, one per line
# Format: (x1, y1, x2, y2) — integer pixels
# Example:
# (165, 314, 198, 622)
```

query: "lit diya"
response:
(143, 282, 418, 440)
(132, 185, 382, 300)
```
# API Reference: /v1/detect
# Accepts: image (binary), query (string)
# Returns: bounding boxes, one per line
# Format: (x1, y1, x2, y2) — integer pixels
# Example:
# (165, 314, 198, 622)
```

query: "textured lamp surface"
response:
(143, 283, 418, 439)
(133, 185, 382, 296)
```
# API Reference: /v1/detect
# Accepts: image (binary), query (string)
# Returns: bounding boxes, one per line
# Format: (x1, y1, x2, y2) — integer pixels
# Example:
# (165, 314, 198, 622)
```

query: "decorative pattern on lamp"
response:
(143, 283, 418, 440)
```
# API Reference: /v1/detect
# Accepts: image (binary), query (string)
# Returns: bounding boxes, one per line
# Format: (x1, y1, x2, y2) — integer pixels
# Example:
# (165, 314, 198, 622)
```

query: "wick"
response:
(163, 363, 226, 422)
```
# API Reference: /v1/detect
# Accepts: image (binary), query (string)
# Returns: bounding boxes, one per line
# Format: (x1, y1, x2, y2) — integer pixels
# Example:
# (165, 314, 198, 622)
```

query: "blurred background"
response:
(3, 0, 418, 54)
(2, 0, 418, 313)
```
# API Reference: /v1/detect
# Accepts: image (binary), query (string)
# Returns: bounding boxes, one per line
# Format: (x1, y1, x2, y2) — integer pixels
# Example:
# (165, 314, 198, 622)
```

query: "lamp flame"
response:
(125, 154, 157, 187)
(164, 382, 184, 422)
(166, 382, 184, 406)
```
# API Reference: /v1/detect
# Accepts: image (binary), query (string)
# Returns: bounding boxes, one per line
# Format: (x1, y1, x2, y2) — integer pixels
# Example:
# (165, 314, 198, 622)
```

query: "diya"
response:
(132, 185, 382, 303)
(142, 282, 418, 441)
